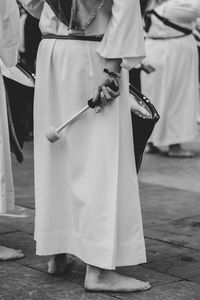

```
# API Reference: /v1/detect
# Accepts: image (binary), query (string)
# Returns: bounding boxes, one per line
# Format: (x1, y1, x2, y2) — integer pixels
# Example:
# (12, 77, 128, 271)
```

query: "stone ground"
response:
(0, 129, 200, 299)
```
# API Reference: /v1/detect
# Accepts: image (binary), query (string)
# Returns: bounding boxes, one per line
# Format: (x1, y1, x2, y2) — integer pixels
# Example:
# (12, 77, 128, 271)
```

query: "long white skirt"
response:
(141, 35, 199, 147)
(0, 71, 14, 213)
(34, 39, 146, 269)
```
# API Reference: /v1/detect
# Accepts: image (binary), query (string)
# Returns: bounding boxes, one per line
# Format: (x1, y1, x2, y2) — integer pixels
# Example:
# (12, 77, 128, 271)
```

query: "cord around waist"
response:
(42, 34, 103, 42)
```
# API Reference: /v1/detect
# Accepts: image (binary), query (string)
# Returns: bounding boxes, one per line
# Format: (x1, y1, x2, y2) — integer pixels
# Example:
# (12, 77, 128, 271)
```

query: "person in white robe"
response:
(0, 0, 24, 261)
(141, 0, 200, 157)
(20, 0, 151, 292)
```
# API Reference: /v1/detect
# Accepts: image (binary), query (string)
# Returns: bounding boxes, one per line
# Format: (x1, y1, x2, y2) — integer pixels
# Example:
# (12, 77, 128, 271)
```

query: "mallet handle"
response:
(57, 105, 90, 133)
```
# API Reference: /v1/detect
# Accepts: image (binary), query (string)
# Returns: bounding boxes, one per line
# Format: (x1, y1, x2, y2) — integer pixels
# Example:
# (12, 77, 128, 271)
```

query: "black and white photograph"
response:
(0, 0, 200, 299)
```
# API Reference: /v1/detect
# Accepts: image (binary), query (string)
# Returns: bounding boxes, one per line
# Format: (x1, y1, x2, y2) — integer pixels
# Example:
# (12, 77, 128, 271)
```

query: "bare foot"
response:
(168, 144, 195, 158)
(0, 246, 24, 261)
(48, 254, 74, 275)
(84, 265, 151, 292)
(146, 143, 160, 154)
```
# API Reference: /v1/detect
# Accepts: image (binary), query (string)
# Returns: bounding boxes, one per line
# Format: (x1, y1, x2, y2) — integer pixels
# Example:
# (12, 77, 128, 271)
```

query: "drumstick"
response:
(45, 105, 90, 143)
(45, 80, 119, 143)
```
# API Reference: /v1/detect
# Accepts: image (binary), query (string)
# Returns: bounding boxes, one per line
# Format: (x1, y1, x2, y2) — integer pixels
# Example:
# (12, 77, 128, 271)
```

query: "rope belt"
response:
(42, 34, 103, 42)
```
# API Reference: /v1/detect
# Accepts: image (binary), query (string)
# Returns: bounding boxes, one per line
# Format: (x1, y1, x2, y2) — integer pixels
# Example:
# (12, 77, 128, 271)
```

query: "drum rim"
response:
(16, 60, 35, 85)
(129, 83, 160, 121)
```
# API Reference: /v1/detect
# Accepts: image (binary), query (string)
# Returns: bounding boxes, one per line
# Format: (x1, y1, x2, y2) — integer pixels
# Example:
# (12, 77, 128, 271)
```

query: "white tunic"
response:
(0, 0, 20, 213)
(22, 0, 146, 269)
(141, 0, 200, 147)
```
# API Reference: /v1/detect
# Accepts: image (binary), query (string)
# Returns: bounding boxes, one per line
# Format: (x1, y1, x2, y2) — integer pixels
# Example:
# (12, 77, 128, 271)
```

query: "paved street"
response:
(0, 129, 200, 299)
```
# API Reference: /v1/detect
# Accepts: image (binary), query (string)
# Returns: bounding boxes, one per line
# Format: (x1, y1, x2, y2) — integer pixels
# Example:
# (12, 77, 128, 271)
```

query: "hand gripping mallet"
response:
(45, 80, 119, 143)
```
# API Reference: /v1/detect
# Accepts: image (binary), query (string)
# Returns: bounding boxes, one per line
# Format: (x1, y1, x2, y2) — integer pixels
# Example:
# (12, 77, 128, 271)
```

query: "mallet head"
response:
(45, 126, 60, 143)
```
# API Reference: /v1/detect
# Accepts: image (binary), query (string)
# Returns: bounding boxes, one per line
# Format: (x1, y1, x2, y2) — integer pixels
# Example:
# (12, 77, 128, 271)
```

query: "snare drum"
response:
(2, 60, 35, 147)
(0, 59, 35, 87)
(129, 84, 160, 172)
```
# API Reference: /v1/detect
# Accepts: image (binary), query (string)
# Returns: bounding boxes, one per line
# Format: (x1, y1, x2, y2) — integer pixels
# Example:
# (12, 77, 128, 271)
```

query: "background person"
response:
(0, 0, 24, 261)
(141, 0, 200, 157)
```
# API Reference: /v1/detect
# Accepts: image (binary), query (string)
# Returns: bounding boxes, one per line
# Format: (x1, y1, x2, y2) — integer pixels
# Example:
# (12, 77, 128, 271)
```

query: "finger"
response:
(94, 106, 102, 113)
(100, 90, 107, 106)
(106, 86, 120, 98)
(93, 86, 101, 105)
(102, 86, 112, 101)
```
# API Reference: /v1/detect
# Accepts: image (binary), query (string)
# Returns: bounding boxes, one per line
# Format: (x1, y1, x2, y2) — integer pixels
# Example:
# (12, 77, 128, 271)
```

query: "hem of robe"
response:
(0, 191, 14, 214)
(35, 231, 147, 269)
(149, 133, 198, 147)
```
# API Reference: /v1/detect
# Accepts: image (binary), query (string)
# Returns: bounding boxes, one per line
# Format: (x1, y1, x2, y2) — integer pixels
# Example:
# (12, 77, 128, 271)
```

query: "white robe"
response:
(141, 0, 200, 147)
(0, 0, 20, 213)
(21, 0, 147, 269)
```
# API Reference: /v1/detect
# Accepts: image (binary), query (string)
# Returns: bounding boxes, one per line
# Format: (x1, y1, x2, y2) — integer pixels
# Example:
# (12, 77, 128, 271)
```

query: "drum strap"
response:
(144, 10, 192, 36)
(146, 34, 189, 40)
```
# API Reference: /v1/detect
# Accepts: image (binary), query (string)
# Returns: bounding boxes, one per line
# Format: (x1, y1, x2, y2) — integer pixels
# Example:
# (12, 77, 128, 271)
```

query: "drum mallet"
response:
(45, 98, 99, 143)
(45, 80, 119, 143)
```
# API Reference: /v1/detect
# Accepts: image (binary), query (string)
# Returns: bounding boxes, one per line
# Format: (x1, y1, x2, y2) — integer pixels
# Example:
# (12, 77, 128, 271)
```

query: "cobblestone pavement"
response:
(0, 129, 200, 300)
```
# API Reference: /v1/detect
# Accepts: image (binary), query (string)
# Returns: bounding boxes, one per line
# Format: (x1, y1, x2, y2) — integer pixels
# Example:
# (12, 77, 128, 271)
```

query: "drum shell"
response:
(3, 77, 34, 148)
(129, 84, 159, 172)
(131, 113, 157, 172)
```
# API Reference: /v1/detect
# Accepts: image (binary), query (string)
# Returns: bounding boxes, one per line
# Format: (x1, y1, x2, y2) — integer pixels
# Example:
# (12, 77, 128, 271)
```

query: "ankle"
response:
(86, 265, 113, 283)
(87, 265, 103, 277)
(169, 144, 181, 151)
(55, 253, 66, 259)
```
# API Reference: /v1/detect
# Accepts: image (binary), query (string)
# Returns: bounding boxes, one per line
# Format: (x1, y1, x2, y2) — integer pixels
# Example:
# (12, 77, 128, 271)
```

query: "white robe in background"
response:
(0, 1, 20, 213)
(141, 0, 200, 147)
(21, 0, 147, 269)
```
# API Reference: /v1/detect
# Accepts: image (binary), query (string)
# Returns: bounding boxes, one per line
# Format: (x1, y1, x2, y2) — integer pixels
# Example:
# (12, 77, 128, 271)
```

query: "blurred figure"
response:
(24, 14, 41, 69)
(0, 1, 19, 214)
(0, 0, 24, 260)
(23, 13, 41, 139)
(141, 0, 200, 157)
(4, 2, 41, 145)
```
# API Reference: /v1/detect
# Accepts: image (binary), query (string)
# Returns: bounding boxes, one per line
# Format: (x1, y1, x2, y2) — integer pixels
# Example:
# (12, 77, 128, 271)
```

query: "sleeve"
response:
(0, 0, 20, 67)
(96, 0, 146, 70)
(182, 0, 200, 18)
(164, 0, 200, 22)
(19, 0, 44, 19)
